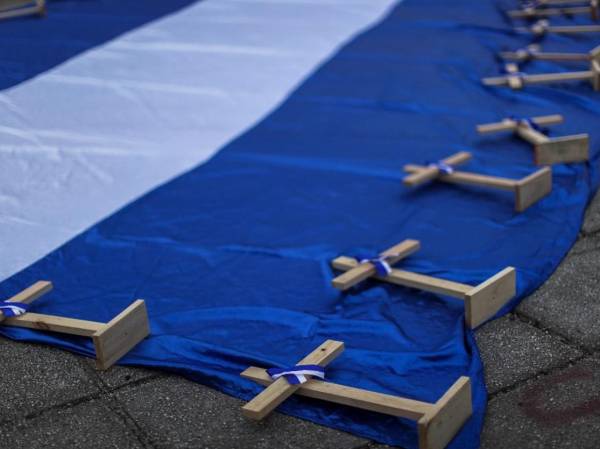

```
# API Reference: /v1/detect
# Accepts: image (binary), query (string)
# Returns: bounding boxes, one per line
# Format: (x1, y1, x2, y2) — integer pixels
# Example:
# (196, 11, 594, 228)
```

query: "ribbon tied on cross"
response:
(266, 364, 325, 385)
(0, 301, 30, 318)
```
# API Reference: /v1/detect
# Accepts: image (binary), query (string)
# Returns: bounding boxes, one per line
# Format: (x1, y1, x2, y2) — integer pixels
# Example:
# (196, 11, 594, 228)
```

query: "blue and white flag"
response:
(0, 1, 598, 448)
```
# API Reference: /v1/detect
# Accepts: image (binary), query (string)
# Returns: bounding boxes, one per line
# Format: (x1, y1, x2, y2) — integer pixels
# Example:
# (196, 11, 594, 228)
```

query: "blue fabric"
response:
(1, 1, 599, 448)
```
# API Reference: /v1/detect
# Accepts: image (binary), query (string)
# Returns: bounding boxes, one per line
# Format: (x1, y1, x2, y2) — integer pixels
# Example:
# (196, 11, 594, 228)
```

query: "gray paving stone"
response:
(582, 190, 600, 235)
(480, 355, 600, 449)
(115, 375, 368, 449)
(0, 398, 144, 449)
(517, 249, 600, 351)
(474, 315, 582, 395)
(0, 337, 99, 422)
(82, 358, 160, 390)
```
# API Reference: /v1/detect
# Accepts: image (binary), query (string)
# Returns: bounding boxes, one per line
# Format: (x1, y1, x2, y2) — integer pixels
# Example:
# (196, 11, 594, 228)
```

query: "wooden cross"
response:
(477, 114, 589, 165)
(330, 239, 516, 328)
(499, 44, 600, 64)
(508, 1, 599, 19)
(483, 60, 600, 91)
(0, 0, 45, 21)
(1, 281, 150, 370)
(241, 340, 473, 449)
(402, 151, 552, 212)
(516, 19, 600, 35)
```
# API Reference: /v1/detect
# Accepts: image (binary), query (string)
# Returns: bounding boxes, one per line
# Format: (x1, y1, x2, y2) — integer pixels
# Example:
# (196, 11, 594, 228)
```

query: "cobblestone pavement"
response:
(2, 193, 600, 449)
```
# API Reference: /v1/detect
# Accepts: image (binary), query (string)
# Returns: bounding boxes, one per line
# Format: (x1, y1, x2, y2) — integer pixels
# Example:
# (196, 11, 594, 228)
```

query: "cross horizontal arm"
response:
(402, 151, 471, 187)
(477, 115, 563, 134)
(509, 6, 593, 18)
(242, 340, 344, 420)
(242, 366, 434, 421)
(0, 281, 53, 323)
(332, 256, 472, 299)
(331, 239, 420, 290)
(483, 70, 594, 87)
(404, 165, 517, 190)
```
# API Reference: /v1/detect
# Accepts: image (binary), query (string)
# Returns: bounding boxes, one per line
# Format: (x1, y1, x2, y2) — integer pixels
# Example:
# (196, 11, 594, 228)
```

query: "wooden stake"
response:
(331, 247, 516, 328)
(241, 340, 344, 420)
(0, 0, 45, 21)
(241, 341, 472, 449)
(508, 4, 599, 20)
(499, 44, 591, 63)
(1, 281, 150, 370)
(403, 152, 552, 212)
(516, 19, 600, 35)
(477, 115, 589, 165)
(330, 239, 421, 290)
(483, 59, 600, 91)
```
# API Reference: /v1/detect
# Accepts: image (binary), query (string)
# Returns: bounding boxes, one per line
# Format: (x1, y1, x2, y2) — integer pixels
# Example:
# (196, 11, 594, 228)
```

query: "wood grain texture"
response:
(92, 300, 150, 371)
(241, 340, 344, 420)
(535, 134, 589, 165)
(418, 377, 472, 449)
(464, 267, 516, 329)
(515, 167, 552, 212)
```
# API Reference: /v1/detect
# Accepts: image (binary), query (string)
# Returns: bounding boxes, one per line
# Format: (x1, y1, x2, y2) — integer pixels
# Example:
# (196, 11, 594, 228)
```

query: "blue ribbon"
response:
(355, 254, 394, 276)
(267, 364, 326, 385)
(510, 116, 546, 134)
(0, 301, 29, 318)
(426, 161, 454, 175)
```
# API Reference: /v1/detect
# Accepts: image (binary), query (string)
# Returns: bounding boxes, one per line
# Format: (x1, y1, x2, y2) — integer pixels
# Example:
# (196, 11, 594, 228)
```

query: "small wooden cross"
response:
(499, 44, 600, 64)
(330, 239, 516, 328)
(241, 340, 473, 449)
(477, 114, 589, 165)
(402, 151, 552, 212)
(483, 59, 600, 91)
(1, 281, 150, 370)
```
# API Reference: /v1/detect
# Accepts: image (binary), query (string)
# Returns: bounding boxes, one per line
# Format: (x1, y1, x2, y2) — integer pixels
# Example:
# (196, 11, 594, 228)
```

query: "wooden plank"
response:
(242, 366, 434, 421)
(547, 25, 600, 33)
(524, 70, 595, 84)
(535, 134, 589, 165)
(515, 167, 552, 212)
(92, 300, 150, 370)
(0, 281, 53, 322)
(331, 240, 420, 290)
(332, 256, 471, 299)
(509, 6, 593, 18)
(404, 166, 516, 190)
(531, 52, 591, 61)
(477, 115, 563, 134)
(402, 151, 472, 187)
(242, 340, 344, 420)
(591, 45, 600, 63)
(0, 0, 44, 20)
(593, 60, 600, 91)
(483, 71, 594, 87)
(2, 313, 103, 336)
(464, 267, 516, 329)
(516, 125, 550, 145)
(417, 377, 472, 449)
